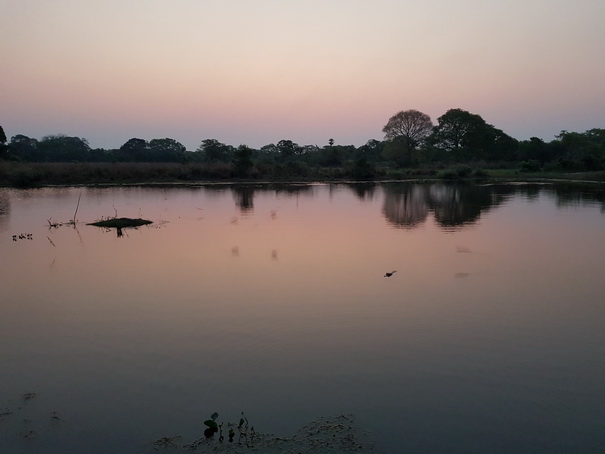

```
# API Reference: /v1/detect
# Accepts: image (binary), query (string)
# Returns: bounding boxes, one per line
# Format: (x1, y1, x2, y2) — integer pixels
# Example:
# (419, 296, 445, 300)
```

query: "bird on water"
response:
(384, 270, 397, 277)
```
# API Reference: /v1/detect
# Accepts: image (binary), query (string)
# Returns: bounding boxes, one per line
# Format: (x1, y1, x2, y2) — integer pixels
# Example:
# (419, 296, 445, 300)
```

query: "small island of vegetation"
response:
(87, 218, 153, 229)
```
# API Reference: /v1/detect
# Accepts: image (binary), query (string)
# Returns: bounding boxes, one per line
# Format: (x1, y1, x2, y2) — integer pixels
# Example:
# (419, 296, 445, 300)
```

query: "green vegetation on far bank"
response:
(2, 108, 604, 188)
(1, 160, 604, 188)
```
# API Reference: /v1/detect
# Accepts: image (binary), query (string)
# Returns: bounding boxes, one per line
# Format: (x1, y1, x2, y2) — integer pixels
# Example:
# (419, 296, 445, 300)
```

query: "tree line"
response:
(1, 108, 604, 180)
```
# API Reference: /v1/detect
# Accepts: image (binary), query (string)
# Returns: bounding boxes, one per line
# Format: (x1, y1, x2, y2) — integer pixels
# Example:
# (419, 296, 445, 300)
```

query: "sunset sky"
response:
(2, 0, 604, 150)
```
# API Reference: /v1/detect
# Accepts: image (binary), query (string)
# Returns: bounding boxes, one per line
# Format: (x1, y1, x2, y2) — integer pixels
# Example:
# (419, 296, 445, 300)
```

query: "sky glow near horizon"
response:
(2, 0, 604, 150)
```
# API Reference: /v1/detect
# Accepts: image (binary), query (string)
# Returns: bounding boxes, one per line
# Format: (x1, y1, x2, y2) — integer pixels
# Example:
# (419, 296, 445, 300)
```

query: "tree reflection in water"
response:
(382, 182, 605, 230)
(215, 182, 604, 228)
(382, 182, 514, 230)
(0, 192, 9, 230)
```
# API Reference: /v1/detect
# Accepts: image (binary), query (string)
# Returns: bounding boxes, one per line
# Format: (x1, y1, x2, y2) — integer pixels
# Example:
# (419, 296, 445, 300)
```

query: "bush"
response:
(9, 167, 43, 187)
(519, 160, 541, 172)
(438, 165, 472, 179)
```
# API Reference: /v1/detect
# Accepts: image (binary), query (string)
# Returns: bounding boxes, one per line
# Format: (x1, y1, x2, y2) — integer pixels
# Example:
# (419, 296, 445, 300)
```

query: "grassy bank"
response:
(1, 161, 605, 187)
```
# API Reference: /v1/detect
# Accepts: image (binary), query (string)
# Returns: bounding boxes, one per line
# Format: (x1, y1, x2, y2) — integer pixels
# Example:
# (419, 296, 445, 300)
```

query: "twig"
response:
(47, 236, 56, 247)
(73, 190, 82, 224)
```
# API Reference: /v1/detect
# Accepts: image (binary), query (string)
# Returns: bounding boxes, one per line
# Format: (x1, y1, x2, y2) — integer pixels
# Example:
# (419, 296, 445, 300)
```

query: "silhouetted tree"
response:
(357, 139, 384, 162)
(553, 129, 605, 170)
(276, 139, 301, 160)
(9, 135, 39, 160)
(518, 137, 549, 163)
(383, 110, 433, 151)
(120, 138, 149, 161)
(232, 145, 254, 177)
(197, 139, 232, 162)
(38, 134, 91, 161)
(430, 109, 486, 153)
(0, 125, 6, 144)
(430, 108, 517, 161)
(149, 138, 186, 162)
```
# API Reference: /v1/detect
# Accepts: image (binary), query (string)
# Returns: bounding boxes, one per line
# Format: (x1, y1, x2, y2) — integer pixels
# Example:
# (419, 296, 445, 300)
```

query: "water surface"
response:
(1, 182, 604, 453)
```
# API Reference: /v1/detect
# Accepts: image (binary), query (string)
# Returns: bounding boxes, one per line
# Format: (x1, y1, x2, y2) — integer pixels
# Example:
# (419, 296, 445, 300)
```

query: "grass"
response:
(1, 161, 604, 187)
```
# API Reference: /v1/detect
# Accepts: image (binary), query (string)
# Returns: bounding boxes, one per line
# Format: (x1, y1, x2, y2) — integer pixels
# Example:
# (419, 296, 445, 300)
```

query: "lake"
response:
(1, 182, 604, 453)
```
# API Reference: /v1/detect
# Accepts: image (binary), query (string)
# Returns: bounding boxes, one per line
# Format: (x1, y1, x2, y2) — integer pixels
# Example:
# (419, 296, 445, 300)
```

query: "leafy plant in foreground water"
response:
(180, 411, 255, 451)
(203, 412, 219, 439)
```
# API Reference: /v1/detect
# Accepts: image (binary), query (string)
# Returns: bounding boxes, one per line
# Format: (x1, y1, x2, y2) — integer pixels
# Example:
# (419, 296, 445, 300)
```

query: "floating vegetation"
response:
(22, 392, 37, 402)
(21, 429, 36, 440)
(12, 233, 33, 241)
(153, 435, 182, 450)
(47, 218, 76, 229)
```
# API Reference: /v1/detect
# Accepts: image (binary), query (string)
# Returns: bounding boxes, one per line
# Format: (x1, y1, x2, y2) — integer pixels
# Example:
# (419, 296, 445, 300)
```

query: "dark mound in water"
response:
(88, 218, 152, 228)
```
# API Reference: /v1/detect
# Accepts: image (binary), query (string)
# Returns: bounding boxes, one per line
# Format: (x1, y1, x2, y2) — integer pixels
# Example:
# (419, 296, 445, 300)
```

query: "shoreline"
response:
(1, 161, 605, 188)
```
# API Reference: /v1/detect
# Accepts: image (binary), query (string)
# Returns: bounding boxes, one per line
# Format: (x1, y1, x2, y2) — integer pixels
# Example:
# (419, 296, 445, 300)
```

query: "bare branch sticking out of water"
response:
(73, 190, 82, 224)
(47, 236, 56, 247)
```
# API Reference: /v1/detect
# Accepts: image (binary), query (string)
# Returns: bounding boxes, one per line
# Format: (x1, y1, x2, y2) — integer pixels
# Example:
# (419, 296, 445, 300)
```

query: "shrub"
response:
(519, 160, 541, 172)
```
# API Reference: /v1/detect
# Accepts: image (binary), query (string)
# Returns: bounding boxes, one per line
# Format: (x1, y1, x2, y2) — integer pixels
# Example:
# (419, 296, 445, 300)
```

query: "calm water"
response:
(1, 182, 604, 453)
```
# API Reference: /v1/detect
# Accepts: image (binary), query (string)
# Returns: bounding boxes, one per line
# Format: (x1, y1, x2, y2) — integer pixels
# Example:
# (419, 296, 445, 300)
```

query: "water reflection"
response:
(232, 186, 255, 214)
(204, 182, 605, 229)
(345, 183, 377, 201)
(0, 191, 9, 230)
(548, 182, 605, 211)
(227, 184, 317, 214)
(382, 183, 515, 230)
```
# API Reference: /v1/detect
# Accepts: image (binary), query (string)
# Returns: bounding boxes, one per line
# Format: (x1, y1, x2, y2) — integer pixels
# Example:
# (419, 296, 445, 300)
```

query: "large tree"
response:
(149, 138, 186, 162)
(38, 134, 91, 161)
(382, 109, 433, 151)
(276, 139, 301, 160)
(232, 145, 254, 177)
(430, 108, 487, 153)
(430, 108, 517, 161)
(120, 138, 149, 161)
(196, 139, 232, 162)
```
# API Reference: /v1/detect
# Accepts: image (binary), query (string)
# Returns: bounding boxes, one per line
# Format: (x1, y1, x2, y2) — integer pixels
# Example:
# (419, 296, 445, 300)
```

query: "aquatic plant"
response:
(181, 411, 255, 451)
(203, 412, 219, 439)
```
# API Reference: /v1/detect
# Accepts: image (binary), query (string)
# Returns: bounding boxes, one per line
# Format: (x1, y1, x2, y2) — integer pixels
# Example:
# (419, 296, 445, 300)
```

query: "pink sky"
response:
(2, 0, 604, 150)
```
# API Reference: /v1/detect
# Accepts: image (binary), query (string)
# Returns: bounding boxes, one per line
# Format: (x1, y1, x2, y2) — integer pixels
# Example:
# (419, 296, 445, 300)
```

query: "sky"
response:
(2, 0, 604, 151)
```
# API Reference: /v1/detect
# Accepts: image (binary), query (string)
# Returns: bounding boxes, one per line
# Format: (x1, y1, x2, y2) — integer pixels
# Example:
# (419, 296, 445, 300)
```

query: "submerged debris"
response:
(22, 393, 37, 402)
(153, 435, 182, 450)
(12, 233, 33, 241)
